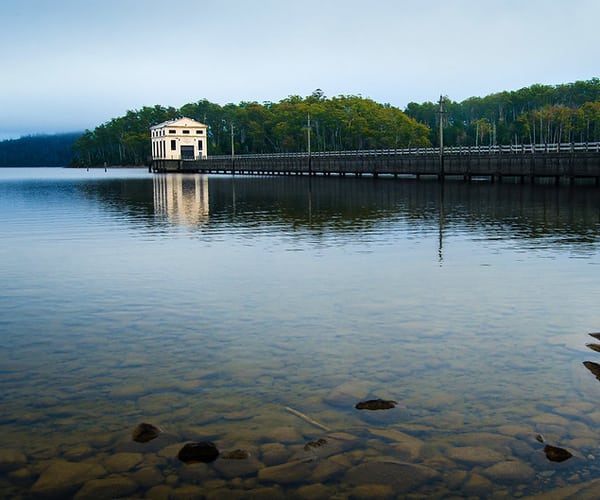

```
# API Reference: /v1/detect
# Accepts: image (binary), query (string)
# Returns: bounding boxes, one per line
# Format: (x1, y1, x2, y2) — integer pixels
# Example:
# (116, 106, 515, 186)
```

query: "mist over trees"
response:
(0, 133, 81, 167)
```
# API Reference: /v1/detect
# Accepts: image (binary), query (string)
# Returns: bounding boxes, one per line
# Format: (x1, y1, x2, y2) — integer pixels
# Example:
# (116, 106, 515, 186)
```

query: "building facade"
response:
(150, 117, 208, 160)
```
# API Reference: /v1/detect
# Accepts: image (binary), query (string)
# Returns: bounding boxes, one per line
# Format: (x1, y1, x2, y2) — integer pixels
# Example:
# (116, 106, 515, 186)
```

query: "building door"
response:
(180, 145, 195, 160)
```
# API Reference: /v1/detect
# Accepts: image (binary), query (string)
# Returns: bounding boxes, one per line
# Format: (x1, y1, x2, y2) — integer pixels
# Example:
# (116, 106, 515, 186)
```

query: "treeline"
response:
(4, 79, 599, 167)
(405, 78, 600, 146)
(71, 91, 431, 166)
(0, 133, 82, 167)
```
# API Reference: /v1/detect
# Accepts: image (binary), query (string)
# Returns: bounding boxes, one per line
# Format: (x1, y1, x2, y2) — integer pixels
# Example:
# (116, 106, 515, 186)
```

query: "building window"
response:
(171, 140, 177, 150)
(196, 130, 203, 134)
(169, 129, 176, 134)
(198, 140, 203, 152)
(183, 130, 190, 134)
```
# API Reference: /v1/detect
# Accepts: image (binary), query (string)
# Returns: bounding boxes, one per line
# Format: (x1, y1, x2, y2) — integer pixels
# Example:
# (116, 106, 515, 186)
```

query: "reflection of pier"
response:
(153, 174, 209, 226)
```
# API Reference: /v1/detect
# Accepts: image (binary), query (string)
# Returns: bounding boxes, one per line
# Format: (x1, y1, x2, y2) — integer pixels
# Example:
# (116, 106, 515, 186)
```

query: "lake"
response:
(1, 167, 600, 498)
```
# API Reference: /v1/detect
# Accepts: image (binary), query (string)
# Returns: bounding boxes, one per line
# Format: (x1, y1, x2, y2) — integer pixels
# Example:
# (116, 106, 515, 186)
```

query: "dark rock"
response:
(178, 441, 220, 464)
(583, 361, 600, 381)
(586, 343, 600, 353)
(543, 445, 573, 463)
(132, 423, 162, 443)
(589, 332, 600, 340)
(355, 399, 397, 410)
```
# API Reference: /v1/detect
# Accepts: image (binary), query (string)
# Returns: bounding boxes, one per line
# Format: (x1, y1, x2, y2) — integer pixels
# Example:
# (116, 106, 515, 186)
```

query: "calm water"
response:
(1, 167, 600, 498)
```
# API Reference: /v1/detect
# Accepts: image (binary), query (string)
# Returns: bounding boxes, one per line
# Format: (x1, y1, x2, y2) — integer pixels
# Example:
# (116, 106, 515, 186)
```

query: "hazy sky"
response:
(1, 0, 598, 139)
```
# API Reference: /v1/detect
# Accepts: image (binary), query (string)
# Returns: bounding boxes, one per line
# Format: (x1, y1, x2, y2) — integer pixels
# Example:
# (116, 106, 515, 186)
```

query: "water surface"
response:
(1, 167, 600, 498)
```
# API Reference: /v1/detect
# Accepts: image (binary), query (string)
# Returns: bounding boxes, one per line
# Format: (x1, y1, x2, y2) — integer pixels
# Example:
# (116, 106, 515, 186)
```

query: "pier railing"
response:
(206, 142, 600, 160)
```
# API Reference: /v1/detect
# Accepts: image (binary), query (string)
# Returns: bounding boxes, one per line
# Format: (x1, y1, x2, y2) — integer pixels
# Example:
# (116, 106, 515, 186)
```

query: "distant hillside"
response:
(0, 132, 83, 167)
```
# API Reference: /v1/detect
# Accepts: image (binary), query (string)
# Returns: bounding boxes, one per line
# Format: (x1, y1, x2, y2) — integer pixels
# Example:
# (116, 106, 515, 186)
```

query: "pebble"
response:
(30, 460, 107, 497)
(483, 460, 535, 482)
(447, 446, 505, 465)
(73, 476, 138, 499)
(0, 449, 27, 471)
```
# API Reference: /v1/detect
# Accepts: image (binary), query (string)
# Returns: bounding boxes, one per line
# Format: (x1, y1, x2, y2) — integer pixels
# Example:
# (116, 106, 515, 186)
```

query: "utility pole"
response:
(438, 95, 445, 180)
(307, 113, 312, 174)
(230, 123, 235, 173)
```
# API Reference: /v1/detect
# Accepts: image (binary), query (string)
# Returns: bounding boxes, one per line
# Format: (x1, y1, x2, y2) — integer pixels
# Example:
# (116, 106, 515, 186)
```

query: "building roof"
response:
(150, 117, 207, 130)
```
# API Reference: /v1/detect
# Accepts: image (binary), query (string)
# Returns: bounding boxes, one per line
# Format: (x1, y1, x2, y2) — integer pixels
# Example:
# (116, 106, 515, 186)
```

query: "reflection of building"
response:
(153, 175, 209, 226)
(150, 117, 208, 160)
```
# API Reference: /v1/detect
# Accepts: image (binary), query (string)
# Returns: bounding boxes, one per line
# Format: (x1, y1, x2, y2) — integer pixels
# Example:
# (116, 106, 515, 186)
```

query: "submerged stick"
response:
(284, 406, 331, 432)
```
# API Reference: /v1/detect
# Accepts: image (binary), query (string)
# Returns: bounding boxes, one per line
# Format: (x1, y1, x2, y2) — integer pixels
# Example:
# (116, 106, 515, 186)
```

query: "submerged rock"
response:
(220, 449, 251, 460)
(589, 332, 600, 340)
(31, 460, 106, 497)
(304, 438, 327, 451)
(355, 399, 397, 410)
(344, 461, 440, 493)
(544, 445, 573, 463)
(178, 442, 220, 464)
(586, 343, 600, 353)
(132, 422, 162, 443)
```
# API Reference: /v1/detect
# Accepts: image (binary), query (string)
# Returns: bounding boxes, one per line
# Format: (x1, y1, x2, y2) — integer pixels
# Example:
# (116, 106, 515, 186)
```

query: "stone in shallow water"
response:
(544, 444, 573, 463)
(296, 483, 335, 500)
(447, 446, 505, 465)
(482, 460, 535, 482)
(583, 361, 600, 381)
(221, 449, 251, 460)
(31, 460, 107, 497)
(102, 452, 143, 473)
(178, 441, 220, 464)
(132, 422, 162, 443)
(355, 399, 397, 410)
(324, 381, 371, 408)
(304, 438, 327, 451)
(586, 343, 600, 353)
(258, 460, 315, 484)
(344, 461, 440, 494)
(0, 449, 27, 472)
(73, 476, 138, 500)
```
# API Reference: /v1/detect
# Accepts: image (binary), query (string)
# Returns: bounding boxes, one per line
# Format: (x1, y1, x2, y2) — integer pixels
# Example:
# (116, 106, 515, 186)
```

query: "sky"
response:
(1, 0, 598, 140)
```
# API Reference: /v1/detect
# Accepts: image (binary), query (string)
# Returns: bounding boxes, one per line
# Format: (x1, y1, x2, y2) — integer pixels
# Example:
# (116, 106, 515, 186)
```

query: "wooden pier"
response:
(151, 143, 600, 184)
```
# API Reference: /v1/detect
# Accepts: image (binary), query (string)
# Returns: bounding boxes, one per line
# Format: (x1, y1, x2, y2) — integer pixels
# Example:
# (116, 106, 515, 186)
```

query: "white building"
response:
(150, 117, 208, 160)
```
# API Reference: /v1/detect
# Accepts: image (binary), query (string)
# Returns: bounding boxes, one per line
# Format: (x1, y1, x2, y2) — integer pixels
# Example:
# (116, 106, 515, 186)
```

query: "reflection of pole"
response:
(232, 177, 236, 216)
(231, 123, 235, 174)
(307, 177, 312, 225)
(438, 181, 444, 264)
(307, 113, 312, 175)
(439, 95, 444, 180)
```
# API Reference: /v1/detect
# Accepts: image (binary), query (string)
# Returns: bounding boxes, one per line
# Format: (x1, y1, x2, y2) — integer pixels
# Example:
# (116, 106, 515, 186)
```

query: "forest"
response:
(0, 133, 81, 167)
(70, 91, 431, 167)
(2, 78, 600, 167)
(406, 78, 600, 147)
